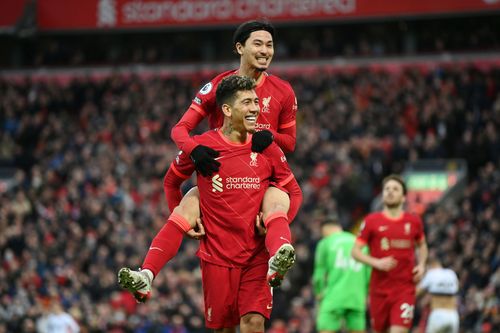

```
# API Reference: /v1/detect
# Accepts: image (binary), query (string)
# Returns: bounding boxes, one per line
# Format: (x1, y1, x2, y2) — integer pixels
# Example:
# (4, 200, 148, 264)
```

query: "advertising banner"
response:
(0, 0, 28, 30)
(37, 0, 500, 31)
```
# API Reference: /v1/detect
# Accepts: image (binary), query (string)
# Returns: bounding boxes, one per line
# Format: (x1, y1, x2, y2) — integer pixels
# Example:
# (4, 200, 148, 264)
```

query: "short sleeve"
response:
(357, 219, 371, 245)
(190, 80, 218, 118)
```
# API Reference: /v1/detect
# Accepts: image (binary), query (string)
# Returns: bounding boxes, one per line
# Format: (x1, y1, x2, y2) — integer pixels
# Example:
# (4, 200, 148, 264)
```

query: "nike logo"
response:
(214, 156, 224, 160)
(149, 247, 165, 252)
(280, 237, 291, 243)
(266, 304, 273, 309)
(378, 226, 388, 231)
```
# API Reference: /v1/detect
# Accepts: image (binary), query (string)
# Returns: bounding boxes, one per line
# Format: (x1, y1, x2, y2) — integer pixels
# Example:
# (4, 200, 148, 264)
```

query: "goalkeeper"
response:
(313, 216, 371, 333)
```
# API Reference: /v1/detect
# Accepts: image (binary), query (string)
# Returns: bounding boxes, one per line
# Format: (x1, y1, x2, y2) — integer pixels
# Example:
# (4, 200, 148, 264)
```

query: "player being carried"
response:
(166, 19, 301, 288)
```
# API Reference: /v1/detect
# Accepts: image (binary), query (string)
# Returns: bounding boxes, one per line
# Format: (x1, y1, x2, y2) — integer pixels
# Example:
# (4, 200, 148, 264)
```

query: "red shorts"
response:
(200, 259, 272, 329)
(369, 292, 416, 331)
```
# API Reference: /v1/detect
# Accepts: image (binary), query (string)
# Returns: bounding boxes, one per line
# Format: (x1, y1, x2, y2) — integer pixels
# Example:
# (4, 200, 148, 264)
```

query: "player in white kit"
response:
(418, 257, 460, 333)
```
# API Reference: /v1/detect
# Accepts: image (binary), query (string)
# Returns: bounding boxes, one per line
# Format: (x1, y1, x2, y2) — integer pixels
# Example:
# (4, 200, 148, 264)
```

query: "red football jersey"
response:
(170, 129, 295, 268)
(357, 212, 425, 295)
(190, 70, 297, 134)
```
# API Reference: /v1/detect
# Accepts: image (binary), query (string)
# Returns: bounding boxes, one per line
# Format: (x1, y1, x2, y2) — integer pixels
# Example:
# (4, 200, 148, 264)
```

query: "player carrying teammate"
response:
(118, 75, 300, 332)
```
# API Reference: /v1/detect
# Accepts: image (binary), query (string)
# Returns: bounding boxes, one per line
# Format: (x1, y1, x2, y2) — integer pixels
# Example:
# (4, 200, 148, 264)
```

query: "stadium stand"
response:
(1, 60, 499, 332)
(1, 2, 500, 331)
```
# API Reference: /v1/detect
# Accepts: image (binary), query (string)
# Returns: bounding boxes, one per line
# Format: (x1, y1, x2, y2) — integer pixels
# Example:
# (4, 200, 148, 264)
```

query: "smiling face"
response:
(236, 30, 274, 72)
(382, 179, 406, 209)
(224, 89, 260, 134)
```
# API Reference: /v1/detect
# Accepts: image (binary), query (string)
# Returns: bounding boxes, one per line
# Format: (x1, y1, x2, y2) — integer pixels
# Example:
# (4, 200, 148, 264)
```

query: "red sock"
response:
(264, 212, 291, 257)
(141, 213, 191, 277)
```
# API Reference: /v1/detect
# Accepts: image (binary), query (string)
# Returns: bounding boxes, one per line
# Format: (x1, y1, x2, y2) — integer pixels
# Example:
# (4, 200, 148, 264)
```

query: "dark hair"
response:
(216, 75, 256, 107)
(233, 19, 275, 49)
(382, 174, 407, 195)
(320, 214, 340, 228)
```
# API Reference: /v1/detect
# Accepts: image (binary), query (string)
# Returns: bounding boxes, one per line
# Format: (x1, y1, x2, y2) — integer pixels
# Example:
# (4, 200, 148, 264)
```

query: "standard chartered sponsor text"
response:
(122, 0, 356, 23)
(226, 176, 260, 190)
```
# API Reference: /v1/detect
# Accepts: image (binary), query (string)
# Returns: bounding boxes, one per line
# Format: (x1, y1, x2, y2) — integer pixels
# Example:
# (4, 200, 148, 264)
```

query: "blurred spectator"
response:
(36, 300, 80, 333)
(0, 62, 499, 332)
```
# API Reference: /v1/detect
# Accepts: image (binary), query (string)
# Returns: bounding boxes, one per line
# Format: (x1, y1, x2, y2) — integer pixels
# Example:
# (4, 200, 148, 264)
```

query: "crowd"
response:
(1, 63, 499, 332)
(1, 15, 499, 68)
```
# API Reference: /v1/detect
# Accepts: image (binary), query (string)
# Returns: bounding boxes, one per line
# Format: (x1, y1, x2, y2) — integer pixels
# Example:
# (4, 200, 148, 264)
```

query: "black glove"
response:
(251, 130, 274, 153)
(190, 145, 220, 177)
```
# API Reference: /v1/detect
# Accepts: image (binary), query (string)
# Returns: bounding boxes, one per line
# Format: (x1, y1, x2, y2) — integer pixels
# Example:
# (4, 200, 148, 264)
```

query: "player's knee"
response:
(240, 313, 265, 333)
(214, 328, 236, 333)
(262, 187, 290, 220)
(172, 205, 198, 228)
(175, 187, 200, 227)
(181, 187, 200, 208)
(184, 186, 200, 200)
(389, 326, 409, 333)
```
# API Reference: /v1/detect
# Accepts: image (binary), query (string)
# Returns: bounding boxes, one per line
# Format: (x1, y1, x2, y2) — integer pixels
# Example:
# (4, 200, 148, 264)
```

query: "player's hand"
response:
(412, 263, 426, 283)
(251, 130, 274, 152)
(186, 218, 205, 240)
(255, 212, 267, 236)
(375, 256, 397, 271)
(190, 145, 220, 177)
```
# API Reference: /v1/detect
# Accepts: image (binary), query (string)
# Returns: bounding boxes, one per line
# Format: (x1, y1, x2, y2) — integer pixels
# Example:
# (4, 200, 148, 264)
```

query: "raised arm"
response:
(171, 108, 220, 176)
(274, 87, 297, 152)
(252, 85, 297, 153)
(270, 123, 296, 153)
(170, 108, 205, 155)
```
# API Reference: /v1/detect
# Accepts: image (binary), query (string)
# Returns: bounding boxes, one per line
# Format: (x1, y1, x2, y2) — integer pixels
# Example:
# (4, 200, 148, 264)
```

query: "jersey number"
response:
(334, 249, 362, 272)
(400, 303, 414, 320)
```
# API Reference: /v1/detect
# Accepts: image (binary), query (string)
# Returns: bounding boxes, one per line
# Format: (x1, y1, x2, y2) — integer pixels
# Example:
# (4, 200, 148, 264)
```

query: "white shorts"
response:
(426, 309, 459, 333)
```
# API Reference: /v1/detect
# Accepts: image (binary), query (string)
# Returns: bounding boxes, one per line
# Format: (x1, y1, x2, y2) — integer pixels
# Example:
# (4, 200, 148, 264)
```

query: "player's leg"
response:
(173, 186, 201, 229)
(240, 313, 265, 333)
(118, 189, 199, 301)
(450, 310, 460, 333)
(262, 186, 291, 221)
(369, 293, 391, 333)
(214, 329, 237, 333)
(345, 309, 366, 333)
(261, 186, 295, 287)
(201, 260, 240, 331)
(172, 186, 206, 238)
(425, 309, 459, 333)
(389, 294, 415, 333)
(317, 308, 343, 333)
(388, 326, 409, 333)
(238, 259, 272, 333)
(425, 309, 441, 333)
